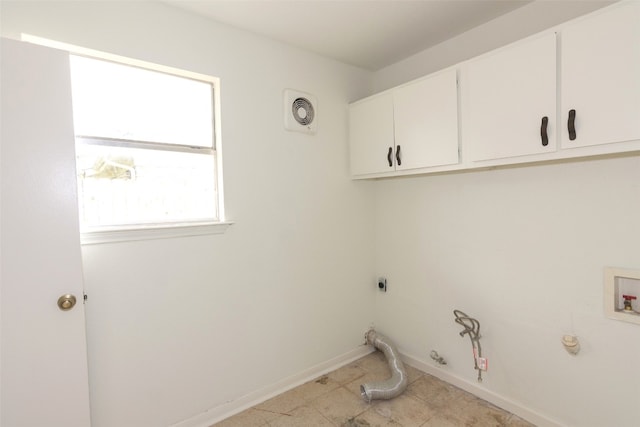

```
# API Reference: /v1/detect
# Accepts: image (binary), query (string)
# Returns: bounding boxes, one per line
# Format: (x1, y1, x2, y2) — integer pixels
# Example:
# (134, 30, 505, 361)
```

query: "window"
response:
(69, 55, 223, 235)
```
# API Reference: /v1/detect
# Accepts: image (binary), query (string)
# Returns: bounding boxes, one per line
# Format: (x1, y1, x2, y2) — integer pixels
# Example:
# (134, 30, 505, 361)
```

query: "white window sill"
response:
(80, 221, 233, 245)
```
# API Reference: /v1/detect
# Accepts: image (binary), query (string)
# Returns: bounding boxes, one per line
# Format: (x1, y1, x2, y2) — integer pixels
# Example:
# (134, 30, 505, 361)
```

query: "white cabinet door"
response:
(462, 33, 557, 162)
(394, 69, 459, 170)
(1, 38, 92, 426)
(349, 92, 395, 175)
(561, 1, 640, 149)
(349, 70, 459, 176)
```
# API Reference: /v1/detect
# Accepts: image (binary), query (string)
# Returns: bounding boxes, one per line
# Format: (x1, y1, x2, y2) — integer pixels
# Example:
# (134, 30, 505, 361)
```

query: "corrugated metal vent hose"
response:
(360, 329, 408, 402)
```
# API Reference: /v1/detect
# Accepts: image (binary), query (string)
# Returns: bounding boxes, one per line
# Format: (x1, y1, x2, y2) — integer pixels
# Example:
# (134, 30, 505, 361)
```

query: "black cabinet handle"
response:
(387, 146, 393, 167)
(395, 145, 402, 166)
(540, 116, 549, 146)
(568, 109, 576, 141)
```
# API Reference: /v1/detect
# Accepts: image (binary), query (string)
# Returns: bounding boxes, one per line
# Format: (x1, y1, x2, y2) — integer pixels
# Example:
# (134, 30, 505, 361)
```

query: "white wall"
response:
(373, 0, 614, 92)
(1, 2, 376, 426)
(371, 4, 640, 426)
(373, 156, 640, 427)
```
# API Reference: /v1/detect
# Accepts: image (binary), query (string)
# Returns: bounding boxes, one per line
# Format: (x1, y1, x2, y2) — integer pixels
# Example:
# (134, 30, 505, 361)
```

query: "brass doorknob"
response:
(57, 294, 77, 311)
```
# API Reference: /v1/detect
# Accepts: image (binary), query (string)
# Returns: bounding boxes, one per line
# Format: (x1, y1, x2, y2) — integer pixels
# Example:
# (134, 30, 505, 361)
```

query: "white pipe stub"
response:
(561, 335, 580, 355)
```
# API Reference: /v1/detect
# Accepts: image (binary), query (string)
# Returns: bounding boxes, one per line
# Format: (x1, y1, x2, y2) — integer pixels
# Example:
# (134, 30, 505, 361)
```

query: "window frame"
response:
(21, 34, 232, 243)
(75, 135, 229, 245)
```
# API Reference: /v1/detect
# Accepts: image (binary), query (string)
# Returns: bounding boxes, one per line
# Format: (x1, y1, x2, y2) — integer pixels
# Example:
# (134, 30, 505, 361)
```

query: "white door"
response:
(461, 33, 556, 162)
(560, 1, 640, 149)
(394, 69, 459, 170)
(1, 38, 91, 426)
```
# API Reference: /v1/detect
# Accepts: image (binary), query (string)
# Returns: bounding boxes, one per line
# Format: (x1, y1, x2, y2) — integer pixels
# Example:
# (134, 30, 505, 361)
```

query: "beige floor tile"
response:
(407, 374, 476, 412)
(342, 407, 402, 426)
(456, 398, 517, 427)
(212, 408, 269, 426)
(507, 414, 536, 427)
(421, 412, 467, 427)
(429, 408, 532, 427)
(404, 363, 425, 385)
(214, 353, 536, 427)
(268, 405, 334, 427)
(312, 386, 370, 425)
(344, 370, 385, 398)
(328, 361, 369, 385)
(253, 388, 306, 422)
(252, 374, 340, 422)
(293, 374, 342, 402)
(355, 351, 390, 376)
(369, 393, 434, 426)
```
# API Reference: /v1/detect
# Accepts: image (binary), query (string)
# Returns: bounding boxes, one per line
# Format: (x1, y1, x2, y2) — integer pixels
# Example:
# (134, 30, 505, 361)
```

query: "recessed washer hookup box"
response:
(604, 267, 640, 325)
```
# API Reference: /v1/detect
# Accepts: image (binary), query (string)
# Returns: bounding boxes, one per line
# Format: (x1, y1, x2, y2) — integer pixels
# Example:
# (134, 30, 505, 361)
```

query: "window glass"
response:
(75, 142, 217, 227)
(70, 55, 213, 148)
(69, 55, 218, 230)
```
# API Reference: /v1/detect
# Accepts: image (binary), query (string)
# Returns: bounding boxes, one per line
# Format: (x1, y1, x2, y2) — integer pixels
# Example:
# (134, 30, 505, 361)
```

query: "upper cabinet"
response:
(349, 69, 459, 177)
(560, 1, 640, 149)
(461, 33, 557, 162)
(349, 1, 640, 179)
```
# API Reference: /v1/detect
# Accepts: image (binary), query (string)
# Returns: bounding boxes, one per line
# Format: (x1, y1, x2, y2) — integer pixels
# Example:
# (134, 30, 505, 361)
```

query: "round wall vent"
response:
(292, 97, 314, 126)
(284, 89, 317, 134)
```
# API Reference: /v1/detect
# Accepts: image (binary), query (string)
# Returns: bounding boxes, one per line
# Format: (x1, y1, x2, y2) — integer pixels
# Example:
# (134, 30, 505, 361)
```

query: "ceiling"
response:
(163, 0, 532, 71)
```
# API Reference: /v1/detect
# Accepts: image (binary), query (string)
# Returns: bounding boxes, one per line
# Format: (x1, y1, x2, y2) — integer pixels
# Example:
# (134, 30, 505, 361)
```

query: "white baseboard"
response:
(171, 345, 374, 427)
(399, 351, 566, 427)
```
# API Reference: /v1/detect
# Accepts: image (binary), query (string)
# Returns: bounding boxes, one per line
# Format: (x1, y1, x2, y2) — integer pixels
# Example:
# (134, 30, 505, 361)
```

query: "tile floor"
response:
(214, 351, 535, 426)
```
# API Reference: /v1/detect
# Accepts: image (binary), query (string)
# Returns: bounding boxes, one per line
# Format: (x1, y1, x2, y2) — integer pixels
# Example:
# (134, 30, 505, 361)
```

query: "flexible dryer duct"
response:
(360, 329, 408, 402)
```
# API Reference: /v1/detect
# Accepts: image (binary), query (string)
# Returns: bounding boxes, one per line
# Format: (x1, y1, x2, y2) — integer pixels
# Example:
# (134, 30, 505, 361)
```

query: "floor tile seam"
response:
(343, 375, 367, 386)
(403, 387, 433, 405)
(505, 412, 531, 425)
(404, 379, 476, 407)
(314, 404, 341, 427)
(340, 381, 368, 400)
(399, 391, 464, 419)
(397, 392, 443, 426)
(406, 372, 426, 385)
(279, 404, 338, 427)
(453, 392, 499, 413)
(417, 412, 438, 427)
(366, 394, 432, 426)
(350, 405, 378, 426)
(347, 382, 372, 404)
(368, 401, 430, 427)
(252, 405, 300, 420)
(216, 409, 271, 427)
(404, 390, 452, 405)
(305, 384, 368, 417)
(252, 398, 300, 416)
(299, 381, 343, 404)
(249, 406, 280, 425)
(353, 357, 387, 372)
(332, 372, 367, 387)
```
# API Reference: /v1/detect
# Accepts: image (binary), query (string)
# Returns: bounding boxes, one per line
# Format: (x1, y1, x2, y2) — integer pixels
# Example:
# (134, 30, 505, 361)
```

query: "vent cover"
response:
(284, 89, 317, 134)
